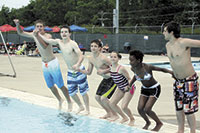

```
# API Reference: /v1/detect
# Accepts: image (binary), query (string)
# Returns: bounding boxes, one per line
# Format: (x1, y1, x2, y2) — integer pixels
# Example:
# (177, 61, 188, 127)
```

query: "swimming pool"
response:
(122, 61, 200, 71)
(151, 61, 200, 71)
(0, 96, 149, 133)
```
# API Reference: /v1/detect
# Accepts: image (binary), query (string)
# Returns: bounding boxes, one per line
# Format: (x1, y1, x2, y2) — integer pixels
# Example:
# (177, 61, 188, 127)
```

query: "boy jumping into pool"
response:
(35, 25, 90, 115)
(76, 39, 118, 120)
(163, 21, 199, 133)
(13, 19, 72, 111)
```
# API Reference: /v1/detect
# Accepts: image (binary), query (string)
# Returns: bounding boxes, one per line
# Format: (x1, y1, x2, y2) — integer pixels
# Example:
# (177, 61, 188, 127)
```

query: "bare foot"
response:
(67, 102, 73, 112)
(58, 99, 64, 111)
(120, 117, 129, 124)
(83, 110, 90, 116)
(128, 119, 135, 126)
(108, 115, 120, 122)
(151, 122, 163, 132)
(76, 105, 84, 114)
(99, 114, 111, 119)
(143, 121, 151, 130)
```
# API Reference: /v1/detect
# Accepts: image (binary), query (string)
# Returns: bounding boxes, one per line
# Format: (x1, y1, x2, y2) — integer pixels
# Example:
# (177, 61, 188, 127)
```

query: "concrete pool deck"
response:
(0, 52, 200, 132)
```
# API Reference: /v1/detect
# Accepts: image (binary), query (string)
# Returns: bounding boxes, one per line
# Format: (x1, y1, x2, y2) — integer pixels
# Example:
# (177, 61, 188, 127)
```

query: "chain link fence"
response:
(86, 24, 200, 34)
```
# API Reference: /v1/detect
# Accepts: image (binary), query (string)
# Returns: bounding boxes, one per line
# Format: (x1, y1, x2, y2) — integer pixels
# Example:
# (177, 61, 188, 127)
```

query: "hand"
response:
(13, 19, 19, 25)
(33, 29, 39, 36)
(124, 86, 130, 92)
(97, 69, 104, 75)
(72, 64, 80, 71)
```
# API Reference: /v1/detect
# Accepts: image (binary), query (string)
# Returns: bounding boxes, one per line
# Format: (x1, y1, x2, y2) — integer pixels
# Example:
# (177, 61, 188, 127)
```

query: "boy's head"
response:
(91, 39, 102, 48)
(60, 25, 71, 39)
(163, 21, 180, 38)
(60, 25, 71, 33)
(34, 20, 45, 32)
(90, 39, 102, 52)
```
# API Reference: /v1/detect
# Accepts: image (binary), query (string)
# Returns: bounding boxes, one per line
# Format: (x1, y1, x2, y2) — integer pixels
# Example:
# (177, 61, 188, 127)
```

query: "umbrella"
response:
(69, 25, 88, 32)
(0, 24, 15, 32)
(23, 25, 53, 32)
(51, 26, 60, 32)
(0, 24, 16, 42)
(13, 25, 24, 31)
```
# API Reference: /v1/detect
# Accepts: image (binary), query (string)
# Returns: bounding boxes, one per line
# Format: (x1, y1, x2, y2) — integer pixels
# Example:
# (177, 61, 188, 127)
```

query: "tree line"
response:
(0, 0, 199, 29)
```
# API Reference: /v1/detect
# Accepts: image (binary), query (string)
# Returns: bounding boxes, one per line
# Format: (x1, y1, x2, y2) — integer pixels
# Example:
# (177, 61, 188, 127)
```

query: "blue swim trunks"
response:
(67, 65, 89, 96)
(42, 58, 64, 89)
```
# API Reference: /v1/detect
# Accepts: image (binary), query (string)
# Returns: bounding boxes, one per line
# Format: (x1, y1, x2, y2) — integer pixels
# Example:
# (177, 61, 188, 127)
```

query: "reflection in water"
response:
(57, 112, 77, 126)
(0, 97, 11, 106)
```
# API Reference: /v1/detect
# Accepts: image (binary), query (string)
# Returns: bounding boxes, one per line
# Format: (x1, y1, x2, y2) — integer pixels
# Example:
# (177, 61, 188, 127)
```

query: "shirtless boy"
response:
(36, 25, 90, 114)
(77, 39, 118, 120)
(13, 19, 72, 111)
(163, 21, 199, 133)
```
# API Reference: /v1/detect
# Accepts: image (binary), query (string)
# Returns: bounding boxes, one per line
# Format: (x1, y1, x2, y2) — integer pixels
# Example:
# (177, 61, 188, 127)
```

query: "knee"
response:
(50, 86, 56, 91)
(101, 96, 107, 102)
(60, 85, 66, 91)
(110, 101, 116, 107)
(121, 105, 127, 111)
(95, 95, 101, 101)
(137, 106, 144, 113)
(144, 107, 151, 114)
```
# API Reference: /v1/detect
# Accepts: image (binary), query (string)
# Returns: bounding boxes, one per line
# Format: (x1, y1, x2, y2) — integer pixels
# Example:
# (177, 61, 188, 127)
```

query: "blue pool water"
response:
(123, 61, 200, 71)
(151, 61, 200, 71)
(0, 97, 149, 133)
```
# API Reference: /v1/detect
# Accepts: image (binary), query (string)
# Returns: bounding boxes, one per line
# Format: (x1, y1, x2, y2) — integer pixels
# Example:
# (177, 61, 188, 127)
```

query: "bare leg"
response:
(137, 95, 151, 130)
(60, 86, 73, 112)
(121, 92, 135, 126)
(144, 97, 163, 132)
(101, 96, 119, 121)
(186, 113, 196, 133)
(110, 89, 128, 123)
(71, 94, 84, 114)
(95, 95, 112, 119)
(50, 86, 63, 110)
(82, 93, 90, 115)
(176, 110, 185, 133)
(95, 95, 118, 119)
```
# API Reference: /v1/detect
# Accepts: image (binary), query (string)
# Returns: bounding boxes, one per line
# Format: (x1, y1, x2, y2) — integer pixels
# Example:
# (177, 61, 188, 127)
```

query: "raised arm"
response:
(13, 19, 33, 38)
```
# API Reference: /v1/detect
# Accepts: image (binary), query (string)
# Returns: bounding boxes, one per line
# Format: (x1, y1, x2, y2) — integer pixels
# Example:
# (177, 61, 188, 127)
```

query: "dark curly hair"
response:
(129, 50, 144, 63)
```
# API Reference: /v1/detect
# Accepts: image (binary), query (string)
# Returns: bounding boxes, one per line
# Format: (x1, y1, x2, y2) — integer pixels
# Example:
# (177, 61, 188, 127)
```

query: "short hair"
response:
(129, 50, 144, 63)
(34, 19, 45, 26)
(91, 39, 102, 48)
(60, 25, 71, 33)
(164, 21, 180, 38)
(111, 51, 122, 59)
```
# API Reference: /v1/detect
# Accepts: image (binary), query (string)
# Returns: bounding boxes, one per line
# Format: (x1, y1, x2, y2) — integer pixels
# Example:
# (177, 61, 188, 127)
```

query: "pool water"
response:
(152, 61, 200, 71)
(122, 61, 200, 71)
(0, 97, 149, 133)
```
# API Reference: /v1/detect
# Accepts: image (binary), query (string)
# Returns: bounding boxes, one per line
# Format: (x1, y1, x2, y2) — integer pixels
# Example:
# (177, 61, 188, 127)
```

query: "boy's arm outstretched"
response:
(150, 64, 175, 78)
(13, 19, 33, 38)
(36, 32, 58, 48)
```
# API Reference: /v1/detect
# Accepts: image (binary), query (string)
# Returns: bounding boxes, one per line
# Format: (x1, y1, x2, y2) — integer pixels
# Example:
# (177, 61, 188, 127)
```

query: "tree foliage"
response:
(0, 0, 199, 28)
